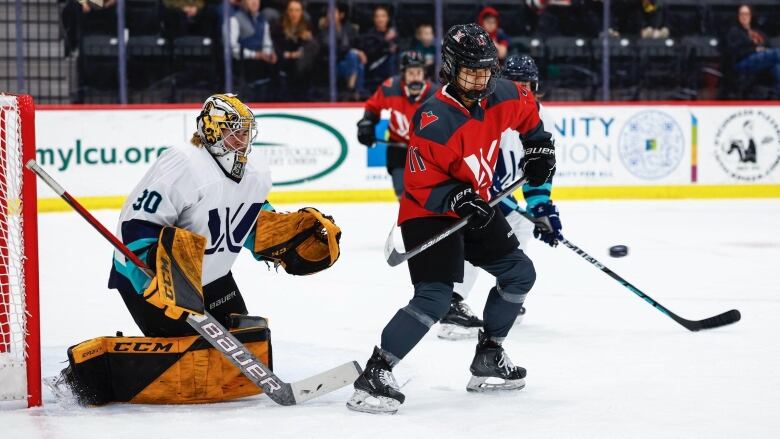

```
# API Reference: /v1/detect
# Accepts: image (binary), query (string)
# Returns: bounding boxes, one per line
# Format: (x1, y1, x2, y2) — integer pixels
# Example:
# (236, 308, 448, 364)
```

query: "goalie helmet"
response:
(439, 23, 499, 101)
(503, 54, 540, 93)
(194, 93, 257, 179)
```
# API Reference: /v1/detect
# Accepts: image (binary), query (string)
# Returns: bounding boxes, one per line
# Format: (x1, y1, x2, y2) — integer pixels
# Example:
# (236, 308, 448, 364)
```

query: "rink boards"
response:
(33, 101, 780, 211)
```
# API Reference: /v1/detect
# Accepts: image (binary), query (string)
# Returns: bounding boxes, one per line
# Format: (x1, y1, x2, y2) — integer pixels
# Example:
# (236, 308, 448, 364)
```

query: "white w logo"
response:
(463, 139, 498, 188)
(390, 109, 410, 139)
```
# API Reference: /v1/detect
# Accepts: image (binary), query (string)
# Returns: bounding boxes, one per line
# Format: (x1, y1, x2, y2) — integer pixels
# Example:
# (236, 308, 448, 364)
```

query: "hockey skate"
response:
(43, 366, 81, 407)
(466, 331, 526, 392)
(438, 297, 484, 340)
(346, 347, 405, 415)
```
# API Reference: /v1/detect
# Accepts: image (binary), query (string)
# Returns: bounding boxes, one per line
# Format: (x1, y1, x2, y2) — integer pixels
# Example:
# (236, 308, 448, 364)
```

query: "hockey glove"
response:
(450, 185, 495, 230)
(357, 118, 377, 147)
(142, 226, 207, 320)
(521, 142, 556, 186)
(529, 201, 562, 247)
(253, 207, 341, 275)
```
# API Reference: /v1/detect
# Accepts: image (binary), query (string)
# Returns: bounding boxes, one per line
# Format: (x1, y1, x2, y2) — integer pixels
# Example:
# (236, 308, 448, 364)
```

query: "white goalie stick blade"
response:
(437, 323, 479, 340)
(290, 361, 363, 404)
(187, 313, 361, 405)
(466, 376, 526, 393)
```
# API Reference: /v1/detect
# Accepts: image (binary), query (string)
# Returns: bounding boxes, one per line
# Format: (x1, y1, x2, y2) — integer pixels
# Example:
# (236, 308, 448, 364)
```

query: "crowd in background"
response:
(58, 0, 780, 102)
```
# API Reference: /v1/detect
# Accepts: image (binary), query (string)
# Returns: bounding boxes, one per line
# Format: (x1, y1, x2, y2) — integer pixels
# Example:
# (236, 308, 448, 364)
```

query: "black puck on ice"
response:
(609, 245, 629, 258)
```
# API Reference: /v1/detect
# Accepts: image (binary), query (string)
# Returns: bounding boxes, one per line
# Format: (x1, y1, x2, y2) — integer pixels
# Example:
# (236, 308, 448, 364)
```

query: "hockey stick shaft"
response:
(385, 177, 526, 266)
(26, 160, 360, 404)
(502, 198, 740, 331)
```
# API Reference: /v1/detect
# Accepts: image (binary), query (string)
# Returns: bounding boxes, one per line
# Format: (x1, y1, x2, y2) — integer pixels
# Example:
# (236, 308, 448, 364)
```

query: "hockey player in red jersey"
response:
(347, 24, 556, 414)
(357, 51, 437, 199)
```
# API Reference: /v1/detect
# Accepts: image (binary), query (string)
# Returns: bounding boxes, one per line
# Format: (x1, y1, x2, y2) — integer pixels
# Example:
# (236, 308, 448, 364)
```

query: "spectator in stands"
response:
(409, 22, 436, 78)
(231, 0, 277, 68)
(359, 5, 400, 91)
(61, 0, 117, 56)
(273, 0, 319, 100)
(477, 7, 508, 60)
(163, 0, 219, 40)
(318, 2, 365, 100)
(639, 0, 669, 39)
(727, 4, 780, 95)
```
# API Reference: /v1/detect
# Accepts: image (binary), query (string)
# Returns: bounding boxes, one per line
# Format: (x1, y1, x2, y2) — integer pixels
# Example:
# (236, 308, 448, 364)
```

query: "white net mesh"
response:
(0, 94, 29, 401)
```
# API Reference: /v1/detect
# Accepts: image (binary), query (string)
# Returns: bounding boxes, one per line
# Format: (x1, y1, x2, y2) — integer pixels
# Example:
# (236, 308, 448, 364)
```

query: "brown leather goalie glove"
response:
(253, 207, 341, 275)
(142, 226, 207, 320)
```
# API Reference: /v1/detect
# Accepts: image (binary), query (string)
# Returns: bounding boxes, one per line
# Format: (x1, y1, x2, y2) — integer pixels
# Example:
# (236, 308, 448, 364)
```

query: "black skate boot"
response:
(438, 295, 484, 340)
(346, 346, 405, 414)
(466, 331, 526, 392)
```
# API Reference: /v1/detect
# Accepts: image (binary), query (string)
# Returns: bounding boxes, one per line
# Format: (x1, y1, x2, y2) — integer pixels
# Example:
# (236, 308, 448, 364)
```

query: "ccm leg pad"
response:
(64, 326, 272, 405)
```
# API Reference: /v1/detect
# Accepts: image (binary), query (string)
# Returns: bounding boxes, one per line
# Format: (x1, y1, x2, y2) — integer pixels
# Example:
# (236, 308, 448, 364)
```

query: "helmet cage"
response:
(440, 24, 499, 101)
(208, 116, 258, 158)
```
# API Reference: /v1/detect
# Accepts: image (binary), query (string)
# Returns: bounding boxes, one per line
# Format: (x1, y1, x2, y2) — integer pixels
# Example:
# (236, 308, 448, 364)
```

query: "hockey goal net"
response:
(0, 94, 40, 407)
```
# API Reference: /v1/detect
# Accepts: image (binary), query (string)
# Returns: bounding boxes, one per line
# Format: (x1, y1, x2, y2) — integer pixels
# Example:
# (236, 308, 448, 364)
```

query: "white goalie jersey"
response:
(108, 144, 272, 293)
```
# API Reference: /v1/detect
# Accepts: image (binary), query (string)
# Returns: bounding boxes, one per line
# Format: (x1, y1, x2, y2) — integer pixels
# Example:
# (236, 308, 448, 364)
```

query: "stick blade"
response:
(687, 309, 741, 332)
(290, 361, 362, 404)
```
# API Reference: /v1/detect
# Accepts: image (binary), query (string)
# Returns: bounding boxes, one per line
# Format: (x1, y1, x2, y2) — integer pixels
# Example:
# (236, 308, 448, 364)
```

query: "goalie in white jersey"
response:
(48, 94, 342, 406)
(438, 55, 564, 340)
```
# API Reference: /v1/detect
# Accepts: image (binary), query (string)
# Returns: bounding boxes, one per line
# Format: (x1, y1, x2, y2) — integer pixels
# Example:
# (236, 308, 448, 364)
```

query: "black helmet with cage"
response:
(502, 54, 540, 93)
(439, 23, 499, 100)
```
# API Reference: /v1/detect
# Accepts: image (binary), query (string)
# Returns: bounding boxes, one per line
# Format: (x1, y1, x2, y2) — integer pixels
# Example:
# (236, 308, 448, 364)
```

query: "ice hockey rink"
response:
(2, 199, 779, 439)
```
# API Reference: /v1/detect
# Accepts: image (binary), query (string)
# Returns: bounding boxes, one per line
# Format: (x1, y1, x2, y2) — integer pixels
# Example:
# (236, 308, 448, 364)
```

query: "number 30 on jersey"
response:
(132, 189, 163, 213)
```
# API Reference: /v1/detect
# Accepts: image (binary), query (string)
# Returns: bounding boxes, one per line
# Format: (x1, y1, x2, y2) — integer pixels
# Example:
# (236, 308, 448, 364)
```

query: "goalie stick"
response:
(384, 177, 526, 267)
(501, 197, 741, 332)
(26, 160, 361, 405)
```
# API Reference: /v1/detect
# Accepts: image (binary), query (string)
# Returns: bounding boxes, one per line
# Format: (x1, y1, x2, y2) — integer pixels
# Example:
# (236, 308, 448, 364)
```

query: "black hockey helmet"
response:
(400, 50, 425, 72)
(502, 54, 540, 92)
(440, 23, 499, 100)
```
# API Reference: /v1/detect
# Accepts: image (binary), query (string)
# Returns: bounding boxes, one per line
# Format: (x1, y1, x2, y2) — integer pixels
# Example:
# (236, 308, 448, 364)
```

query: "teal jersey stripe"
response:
(243, 201, 276, 260)
(522, 182, 552, 210)
(112, 237, 157, 294)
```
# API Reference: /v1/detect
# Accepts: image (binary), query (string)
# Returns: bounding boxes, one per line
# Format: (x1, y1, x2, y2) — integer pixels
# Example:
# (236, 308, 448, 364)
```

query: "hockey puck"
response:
(609, 245, 629, 258)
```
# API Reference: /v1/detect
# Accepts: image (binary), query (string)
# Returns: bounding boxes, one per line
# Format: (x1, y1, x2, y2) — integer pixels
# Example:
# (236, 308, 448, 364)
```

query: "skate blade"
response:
(43, 376, 80, 407)
(346, 389, 400, 415)
(466, 375, 526, 393)
(437, 323, 479, 341)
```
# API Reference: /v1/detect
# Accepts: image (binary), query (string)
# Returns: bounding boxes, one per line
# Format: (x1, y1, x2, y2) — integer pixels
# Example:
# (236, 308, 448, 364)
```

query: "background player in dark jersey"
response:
(347, 24, 556, 414)
(357, 51, 437, 199)
(439, 54, 562, 339)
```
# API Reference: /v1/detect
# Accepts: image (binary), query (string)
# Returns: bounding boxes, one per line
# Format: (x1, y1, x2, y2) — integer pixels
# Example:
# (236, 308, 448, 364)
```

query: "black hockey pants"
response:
(380, 248, 535, 363)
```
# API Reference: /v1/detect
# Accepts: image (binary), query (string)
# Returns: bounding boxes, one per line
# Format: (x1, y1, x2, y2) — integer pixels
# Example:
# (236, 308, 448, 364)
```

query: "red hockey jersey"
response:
(364, 76, 437, 144)
(399, 78, 553, 224)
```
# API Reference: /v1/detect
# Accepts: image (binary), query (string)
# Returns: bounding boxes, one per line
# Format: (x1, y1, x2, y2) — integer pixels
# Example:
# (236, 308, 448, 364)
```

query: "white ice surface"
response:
(2, 200, 779, 439)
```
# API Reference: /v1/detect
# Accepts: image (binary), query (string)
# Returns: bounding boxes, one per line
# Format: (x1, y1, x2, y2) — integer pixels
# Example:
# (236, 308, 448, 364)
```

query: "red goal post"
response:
(0, 93, 41, 407)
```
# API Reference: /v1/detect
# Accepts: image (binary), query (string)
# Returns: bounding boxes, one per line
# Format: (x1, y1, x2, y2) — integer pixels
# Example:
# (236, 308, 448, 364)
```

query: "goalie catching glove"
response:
(253, 207, 341, 275)
(143, 226, 207, 319)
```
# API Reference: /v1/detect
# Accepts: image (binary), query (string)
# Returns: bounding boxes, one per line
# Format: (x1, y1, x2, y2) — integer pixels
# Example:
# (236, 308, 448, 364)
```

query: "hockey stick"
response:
(501, 197, 741, 332)
(26, 160, 361, 405)
(374, 141, 407, 148)
(384, 177, 527, 267)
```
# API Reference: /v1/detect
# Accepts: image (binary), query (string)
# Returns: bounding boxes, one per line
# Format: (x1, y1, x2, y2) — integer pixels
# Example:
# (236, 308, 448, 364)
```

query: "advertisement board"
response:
(34, 102, 780, 210)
